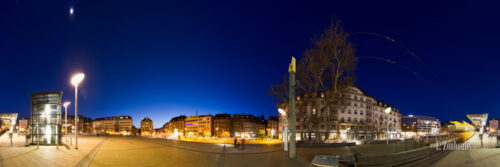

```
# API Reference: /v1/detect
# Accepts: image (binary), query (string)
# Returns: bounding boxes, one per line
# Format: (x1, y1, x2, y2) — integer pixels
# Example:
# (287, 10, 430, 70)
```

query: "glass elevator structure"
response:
(30, 92, 62, 145)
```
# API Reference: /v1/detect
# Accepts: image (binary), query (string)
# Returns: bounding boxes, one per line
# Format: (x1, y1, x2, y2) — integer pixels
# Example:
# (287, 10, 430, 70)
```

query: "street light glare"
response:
(384, 107, 391, 114)
(63, 102, 71, 107)
(278, 108, 286, 116)
(71, 73, 85, 86)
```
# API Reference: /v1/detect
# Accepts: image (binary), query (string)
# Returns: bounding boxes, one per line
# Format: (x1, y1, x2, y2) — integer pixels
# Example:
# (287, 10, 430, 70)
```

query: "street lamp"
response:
(278, 108, 288, 152)
(71, 73, 85, 149)
(278, 108, 286, 116)
(384, 107, 391, 144)
(63, 101, 71, 143)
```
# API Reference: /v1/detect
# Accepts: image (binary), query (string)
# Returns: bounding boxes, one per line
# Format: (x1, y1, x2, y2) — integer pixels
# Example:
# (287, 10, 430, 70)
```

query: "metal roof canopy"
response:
(467, 113, 488, 133)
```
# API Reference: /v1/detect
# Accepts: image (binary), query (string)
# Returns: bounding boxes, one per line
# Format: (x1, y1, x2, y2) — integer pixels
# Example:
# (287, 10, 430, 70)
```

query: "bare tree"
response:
(269, 19, 357, 143)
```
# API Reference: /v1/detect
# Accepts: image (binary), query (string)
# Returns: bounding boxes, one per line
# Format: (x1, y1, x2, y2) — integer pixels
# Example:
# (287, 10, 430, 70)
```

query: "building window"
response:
(341, 117, 344, 123)
(348, 117, 351, 122)
(354, 103, 358, 107)
(354, 110, 357, 115)
(341, 110, 345, 113)
(348, 110, 351, 114)
(354, 118, 358, 122)
(360, 111, 363, 115)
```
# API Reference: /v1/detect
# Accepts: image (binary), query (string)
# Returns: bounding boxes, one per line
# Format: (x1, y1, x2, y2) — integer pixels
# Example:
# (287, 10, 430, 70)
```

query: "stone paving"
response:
(90, 136, 305, 167)
(433, 133, 500, 167)
(0, 134, 104, 167)
(0, 135, 307, 167)
(0, 134, 429, 167)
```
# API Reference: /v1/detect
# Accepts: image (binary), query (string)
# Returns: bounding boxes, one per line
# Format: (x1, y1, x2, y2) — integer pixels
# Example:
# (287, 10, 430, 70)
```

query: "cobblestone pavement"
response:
(0, 134, 103, 167)
(0, 135, 358, 167)
(433, 133, 500, 167)
(90, 136, 305, 167)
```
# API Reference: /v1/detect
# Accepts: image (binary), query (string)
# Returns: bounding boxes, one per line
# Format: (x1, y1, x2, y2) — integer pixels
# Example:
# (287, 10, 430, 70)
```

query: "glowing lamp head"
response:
(278, 108, 286, 116)
(71, 73, 85, 86)
(63, 102, 71, 108)
(384, 107, 391, 114)
(69, 7, 74, 15)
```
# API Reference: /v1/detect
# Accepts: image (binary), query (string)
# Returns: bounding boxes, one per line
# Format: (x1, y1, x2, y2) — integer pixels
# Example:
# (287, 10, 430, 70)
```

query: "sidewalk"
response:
(0, 135, 105, 167)
(432, 133, 500, 167)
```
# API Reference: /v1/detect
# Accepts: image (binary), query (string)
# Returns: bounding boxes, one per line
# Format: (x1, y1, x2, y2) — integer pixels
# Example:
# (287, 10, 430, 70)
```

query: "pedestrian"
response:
(234, 138, 237, 148)
(242, 138, 245, 150)
(26, 132, 30, 146)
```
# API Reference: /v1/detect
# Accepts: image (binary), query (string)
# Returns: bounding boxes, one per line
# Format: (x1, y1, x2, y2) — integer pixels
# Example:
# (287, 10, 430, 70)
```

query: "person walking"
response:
(25, 131, 30, 146)
(242, 138, 245, 150)
(234, 138, 237, 148)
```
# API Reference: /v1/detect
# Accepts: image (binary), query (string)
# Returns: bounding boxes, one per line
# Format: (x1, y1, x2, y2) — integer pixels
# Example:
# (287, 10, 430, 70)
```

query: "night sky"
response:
(1, 0, 499, 128)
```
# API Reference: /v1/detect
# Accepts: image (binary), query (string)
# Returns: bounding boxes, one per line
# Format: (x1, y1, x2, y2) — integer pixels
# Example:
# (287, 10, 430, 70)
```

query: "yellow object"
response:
(288, 57, 296, 72)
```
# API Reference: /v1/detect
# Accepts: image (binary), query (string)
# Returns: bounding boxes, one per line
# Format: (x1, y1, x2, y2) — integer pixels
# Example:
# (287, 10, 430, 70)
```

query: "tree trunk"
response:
(315, 127, 321, 143)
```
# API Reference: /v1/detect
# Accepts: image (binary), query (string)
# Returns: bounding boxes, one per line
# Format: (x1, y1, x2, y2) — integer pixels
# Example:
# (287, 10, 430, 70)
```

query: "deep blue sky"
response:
(1, 0, 499, 128)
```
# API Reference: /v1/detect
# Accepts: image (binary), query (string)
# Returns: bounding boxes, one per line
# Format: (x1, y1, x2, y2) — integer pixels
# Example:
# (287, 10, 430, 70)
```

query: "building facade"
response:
(232, 114, 266, 139)
(167, 115, 186, 139)
(64, 115, 92, 134)
(141, 117, 153, 136)
(18, 117, 29, 133)
(162, 122, 169, 132)
(92, 116, 133, 135)
(214, 114, 232, 137)
(267, 116, 279, 139)
(490, 119, 499, 134)
(278, 86, 402, 143)
(401, 115, 441, 137)
(29, 92, 63, 145)
(185, 115, 213, 137)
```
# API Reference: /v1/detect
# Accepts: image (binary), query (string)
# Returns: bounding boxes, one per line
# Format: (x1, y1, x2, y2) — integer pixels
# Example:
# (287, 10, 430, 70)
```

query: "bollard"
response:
(395, 142, 397, 153)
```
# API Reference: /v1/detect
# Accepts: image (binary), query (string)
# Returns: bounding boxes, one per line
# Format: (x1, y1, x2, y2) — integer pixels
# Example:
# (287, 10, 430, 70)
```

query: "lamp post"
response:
(384, 107, 391, 144)
(288, 57, 297, 159)
(71, 73, 85, 149)
(63, 102, 70, 143)
(426, 121, 430, 143)
(278, 108, 288, 153)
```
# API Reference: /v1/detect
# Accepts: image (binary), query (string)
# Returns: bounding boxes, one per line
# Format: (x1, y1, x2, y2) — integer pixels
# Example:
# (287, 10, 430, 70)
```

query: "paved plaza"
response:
(3, 133, 495, 167)
(0, 135, 311, 167)
(433, 133, 500, 167)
